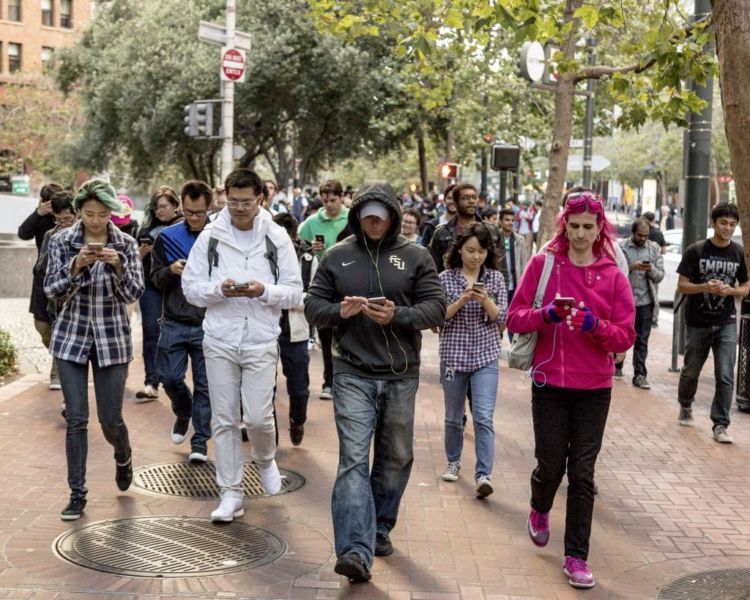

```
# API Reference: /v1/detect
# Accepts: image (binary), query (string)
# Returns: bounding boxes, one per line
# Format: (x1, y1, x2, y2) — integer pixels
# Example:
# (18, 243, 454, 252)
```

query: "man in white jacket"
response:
(182, 168, 303, 522)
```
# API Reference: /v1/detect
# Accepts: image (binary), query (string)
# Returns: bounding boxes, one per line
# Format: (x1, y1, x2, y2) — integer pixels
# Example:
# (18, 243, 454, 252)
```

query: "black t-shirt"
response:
(649, 226, 666, 247)
(677, 239, 748, 327)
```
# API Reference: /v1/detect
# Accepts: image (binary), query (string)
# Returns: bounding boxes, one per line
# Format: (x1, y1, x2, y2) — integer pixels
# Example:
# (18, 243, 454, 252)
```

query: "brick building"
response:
(0, 0, 90, 81)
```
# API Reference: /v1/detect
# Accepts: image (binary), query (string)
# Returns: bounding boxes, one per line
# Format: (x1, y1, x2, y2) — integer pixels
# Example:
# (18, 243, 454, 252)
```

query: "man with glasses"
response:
(299, 179, 349, 399)
(182, 169, 303, 521)
(429, 183, 503, 276)
(151, 181, 213, 462)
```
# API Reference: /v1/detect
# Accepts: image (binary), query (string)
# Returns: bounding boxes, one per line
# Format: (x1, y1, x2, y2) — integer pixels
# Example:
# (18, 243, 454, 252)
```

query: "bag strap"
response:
(532, 252, 555, 308)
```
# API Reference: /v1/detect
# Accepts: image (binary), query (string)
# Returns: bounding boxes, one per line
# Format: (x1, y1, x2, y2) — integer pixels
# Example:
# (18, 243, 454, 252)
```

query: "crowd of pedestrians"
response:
(16, 171, 748, 590)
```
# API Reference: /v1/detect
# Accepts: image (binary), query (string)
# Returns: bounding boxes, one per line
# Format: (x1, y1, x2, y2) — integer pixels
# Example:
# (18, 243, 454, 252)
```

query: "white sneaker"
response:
(442, 461, 461, 482)
(713, 425, 734, 443)
(134, 384, 159, 403)
(189, 450, 208, 463)
(210, 496, 244, 522)
(476, 476, 494, 498)
(259, 460, 282, 495)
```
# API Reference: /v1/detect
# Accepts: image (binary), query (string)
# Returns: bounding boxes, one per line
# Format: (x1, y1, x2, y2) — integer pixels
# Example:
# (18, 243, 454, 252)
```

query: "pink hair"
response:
(547, 193, 617, 260)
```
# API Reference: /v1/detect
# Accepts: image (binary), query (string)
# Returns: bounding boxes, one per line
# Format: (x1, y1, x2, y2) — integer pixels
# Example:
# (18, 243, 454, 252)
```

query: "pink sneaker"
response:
(563, 556, 595, 589)
(527, 508, 550, 547)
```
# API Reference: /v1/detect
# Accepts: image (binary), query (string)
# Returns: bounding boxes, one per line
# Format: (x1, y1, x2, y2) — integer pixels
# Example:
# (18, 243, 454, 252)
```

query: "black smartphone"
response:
(138, 236, 152, 246)
(642, 260, 651, 265)
(315, 234, 325, 244)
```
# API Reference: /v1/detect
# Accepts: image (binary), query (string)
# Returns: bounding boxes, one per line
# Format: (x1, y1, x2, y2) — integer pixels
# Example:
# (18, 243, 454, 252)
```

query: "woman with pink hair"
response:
(506, 191, 635, 589)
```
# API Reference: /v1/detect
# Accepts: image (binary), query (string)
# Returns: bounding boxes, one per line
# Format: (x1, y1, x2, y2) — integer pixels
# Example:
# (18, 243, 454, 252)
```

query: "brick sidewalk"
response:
(0, 310, 748, 599)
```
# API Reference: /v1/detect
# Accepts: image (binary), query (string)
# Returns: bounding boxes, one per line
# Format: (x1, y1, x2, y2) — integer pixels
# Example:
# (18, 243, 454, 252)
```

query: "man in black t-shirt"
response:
(676, 203, 750, 443)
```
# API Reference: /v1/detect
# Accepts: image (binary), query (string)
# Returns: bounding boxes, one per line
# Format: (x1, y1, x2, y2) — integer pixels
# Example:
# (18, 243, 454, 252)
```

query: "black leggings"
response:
(530, 385, 611, 559)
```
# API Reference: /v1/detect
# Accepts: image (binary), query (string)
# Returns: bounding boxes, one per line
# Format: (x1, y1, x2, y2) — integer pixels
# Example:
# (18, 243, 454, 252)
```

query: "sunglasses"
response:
(565, 192, 603, 212)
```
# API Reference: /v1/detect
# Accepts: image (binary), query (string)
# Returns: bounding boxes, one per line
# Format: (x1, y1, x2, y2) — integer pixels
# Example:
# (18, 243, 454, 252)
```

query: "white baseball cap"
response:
(359, 200, 390, 220)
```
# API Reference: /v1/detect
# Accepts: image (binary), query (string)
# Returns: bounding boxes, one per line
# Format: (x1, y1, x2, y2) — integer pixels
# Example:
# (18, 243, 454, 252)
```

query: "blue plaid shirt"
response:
(44, 221, 144, 366)
(438, 267, 507, 371)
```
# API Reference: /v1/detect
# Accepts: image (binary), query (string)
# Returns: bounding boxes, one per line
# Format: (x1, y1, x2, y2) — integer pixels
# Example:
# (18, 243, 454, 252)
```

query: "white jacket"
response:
(182, 208, 303, 350)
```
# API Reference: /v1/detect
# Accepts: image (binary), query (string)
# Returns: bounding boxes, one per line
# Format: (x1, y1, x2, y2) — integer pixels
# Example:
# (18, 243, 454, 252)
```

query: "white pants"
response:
(203, 339, 278, 499)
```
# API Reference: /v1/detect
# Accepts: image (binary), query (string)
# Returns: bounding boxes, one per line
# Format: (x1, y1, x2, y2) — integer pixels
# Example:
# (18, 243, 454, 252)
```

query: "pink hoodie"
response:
(507, 252, 636, 389)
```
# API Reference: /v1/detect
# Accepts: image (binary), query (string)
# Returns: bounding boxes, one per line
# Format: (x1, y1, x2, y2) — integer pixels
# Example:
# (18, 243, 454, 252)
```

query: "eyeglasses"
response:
(227, 198, 258, 209)
(458, 195, 478, 202)
(183, 209, 208, 217)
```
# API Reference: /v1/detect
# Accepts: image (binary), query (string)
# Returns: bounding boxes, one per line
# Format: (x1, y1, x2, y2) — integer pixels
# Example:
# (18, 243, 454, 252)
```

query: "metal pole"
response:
(481, 147, 488, 199)
(683, 0, 713, 253)
(220, 0, 236, 182)
(582, 39, 596, 188)
(499, 171, 507, 206)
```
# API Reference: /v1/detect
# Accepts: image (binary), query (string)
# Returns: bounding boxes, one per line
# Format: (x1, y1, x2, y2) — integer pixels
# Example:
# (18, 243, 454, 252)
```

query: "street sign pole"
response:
(221, 0, 236, 182)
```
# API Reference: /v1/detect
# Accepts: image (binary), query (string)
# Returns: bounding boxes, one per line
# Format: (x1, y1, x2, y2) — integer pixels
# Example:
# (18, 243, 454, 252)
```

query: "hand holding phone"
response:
(553, 296, 575, 309)
(368, 296, 387, 306)
(312, 234, 325, 253)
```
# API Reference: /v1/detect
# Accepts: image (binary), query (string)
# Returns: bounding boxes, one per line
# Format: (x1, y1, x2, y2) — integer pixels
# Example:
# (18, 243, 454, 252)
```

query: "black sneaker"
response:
(60, 496, 87, 521)
(116, 454, 133, 491)
(289, 422, 304, 446)
(334, 552, 371, 583)
(171, 417, 190, 444)
(375, 532, 393, 556)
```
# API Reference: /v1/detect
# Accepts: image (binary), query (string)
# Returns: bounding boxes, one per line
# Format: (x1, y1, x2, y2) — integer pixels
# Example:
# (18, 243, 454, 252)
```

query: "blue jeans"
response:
(139, 285, 162, 387)
(331, 374, 419, 568)
(58, 355, 131, 499)
(156, 319, 211, 453)
(441, 360, 498, 479)
(678, 322, 737, 429)
(632, 303, 654, 379)
(278, 332, 310, 425)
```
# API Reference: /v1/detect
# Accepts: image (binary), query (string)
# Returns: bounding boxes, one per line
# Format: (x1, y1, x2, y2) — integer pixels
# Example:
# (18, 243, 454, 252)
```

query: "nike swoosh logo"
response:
(342, 260, 356, 267)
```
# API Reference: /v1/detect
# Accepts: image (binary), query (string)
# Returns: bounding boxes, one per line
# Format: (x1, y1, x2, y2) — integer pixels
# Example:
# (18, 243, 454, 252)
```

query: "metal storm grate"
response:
(132, 461, 305, 499)
(53, 517, 286, 577)
(657, 568, 750, 599)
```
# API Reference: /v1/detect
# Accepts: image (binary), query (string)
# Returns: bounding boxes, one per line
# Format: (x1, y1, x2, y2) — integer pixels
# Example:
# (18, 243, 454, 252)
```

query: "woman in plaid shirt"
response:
(44, 179, 144, 521)
(438, 222, 507, 499)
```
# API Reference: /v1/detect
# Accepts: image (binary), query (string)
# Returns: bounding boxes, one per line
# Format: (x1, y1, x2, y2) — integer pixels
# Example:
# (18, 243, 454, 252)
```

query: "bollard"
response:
(735, 297, 750, 411)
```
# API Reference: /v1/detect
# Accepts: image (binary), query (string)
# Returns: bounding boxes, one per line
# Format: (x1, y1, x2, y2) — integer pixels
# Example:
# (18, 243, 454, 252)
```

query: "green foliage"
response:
(0, 329, 17, 379)
(55, 0, 407, 186)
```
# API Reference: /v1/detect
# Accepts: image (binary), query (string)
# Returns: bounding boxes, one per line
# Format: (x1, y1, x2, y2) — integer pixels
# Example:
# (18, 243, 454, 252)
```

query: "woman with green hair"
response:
(44, 178, 145, 521)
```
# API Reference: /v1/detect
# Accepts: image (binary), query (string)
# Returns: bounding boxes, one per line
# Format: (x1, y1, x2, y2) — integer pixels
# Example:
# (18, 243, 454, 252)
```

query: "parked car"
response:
(659, 227, 744, 305)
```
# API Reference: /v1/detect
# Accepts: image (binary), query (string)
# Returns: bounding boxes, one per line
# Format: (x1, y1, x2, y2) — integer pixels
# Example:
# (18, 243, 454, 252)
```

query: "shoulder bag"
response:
(507, 252, 555, 371)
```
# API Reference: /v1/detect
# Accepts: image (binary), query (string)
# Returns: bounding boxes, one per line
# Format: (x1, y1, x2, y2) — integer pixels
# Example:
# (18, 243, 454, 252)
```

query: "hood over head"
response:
(347, 180, 401, 245)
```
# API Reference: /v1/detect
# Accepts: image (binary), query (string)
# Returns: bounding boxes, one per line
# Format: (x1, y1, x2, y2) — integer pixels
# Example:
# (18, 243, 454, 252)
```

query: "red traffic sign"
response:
(221, 47, 246, 82)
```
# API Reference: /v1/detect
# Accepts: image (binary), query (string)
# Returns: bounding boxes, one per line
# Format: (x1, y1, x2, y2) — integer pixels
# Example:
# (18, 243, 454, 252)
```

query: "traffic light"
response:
(184, 102, 214, 138)
(440, 162, 459, 179)
(184, 104, 198, 137)
(194, 102, 213, 137)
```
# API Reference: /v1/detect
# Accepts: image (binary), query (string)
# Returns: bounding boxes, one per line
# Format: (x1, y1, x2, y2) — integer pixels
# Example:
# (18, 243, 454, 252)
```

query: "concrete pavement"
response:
(0, 299, 749, 599)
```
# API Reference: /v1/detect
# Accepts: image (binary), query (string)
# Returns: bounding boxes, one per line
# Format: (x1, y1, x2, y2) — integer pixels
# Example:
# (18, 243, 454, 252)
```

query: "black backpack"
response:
(207, 235, 279, 284)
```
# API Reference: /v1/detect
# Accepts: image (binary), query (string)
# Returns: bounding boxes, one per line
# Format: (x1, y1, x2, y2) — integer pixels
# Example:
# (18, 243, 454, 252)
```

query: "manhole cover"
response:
(658, 568, 750, 599)
(53, 517, 286, 577)
(132, 461, 305, 498)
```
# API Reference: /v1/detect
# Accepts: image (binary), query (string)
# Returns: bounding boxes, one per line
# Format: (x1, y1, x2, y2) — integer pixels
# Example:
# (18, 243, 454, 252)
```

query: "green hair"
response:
(72, 178, 121, 213)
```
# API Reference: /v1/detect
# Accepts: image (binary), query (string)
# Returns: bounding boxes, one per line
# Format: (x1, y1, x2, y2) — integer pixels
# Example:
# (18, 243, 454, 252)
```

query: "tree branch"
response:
(574, 14, 711, 82)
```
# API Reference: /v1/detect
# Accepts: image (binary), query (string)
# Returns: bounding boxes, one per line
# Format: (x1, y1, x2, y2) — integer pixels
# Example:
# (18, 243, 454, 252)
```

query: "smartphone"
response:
(368, 296, 387, 305)
(138, 237, 152, 246)
(86, 243, 104, 251)
(232, 282, 250, 290)
(642, 260, 651, 265)
(472, 282, 485, 291)
(315, 234, 325, 244)
(553, 297, 575, 308)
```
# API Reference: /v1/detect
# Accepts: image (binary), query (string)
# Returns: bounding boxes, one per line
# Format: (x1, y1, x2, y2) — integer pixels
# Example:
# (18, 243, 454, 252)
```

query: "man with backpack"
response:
(182, 168, 303, 522)
(273, 213, 318, 445)
(151, 181, 213, 462)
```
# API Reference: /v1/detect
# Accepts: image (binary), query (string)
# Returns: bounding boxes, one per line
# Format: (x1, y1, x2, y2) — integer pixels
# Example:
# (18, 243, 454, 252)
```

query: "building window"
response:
(8, 0, 22, 22)
(41, 0, 54, 26)
(8, 43, 22, 74)
(41, 47, 54, 72)
(60, 0, 73, 28)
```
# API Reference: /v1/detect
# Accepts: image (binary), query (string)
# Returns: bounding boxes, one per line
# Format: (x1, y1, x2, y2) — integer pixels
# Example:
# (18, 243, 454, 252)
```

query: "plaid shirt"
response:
(438, 267, 507, 371)
(44, 220, 144, 366)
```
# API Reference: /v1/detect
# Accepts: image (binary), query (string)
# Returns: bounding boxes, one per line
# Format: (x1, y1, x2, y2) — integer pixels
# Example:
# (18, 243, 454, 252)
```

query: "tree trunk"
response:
(417, 122, 428, 195)
(714, 1, 750, 265)
(538, 0, 582, 247)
